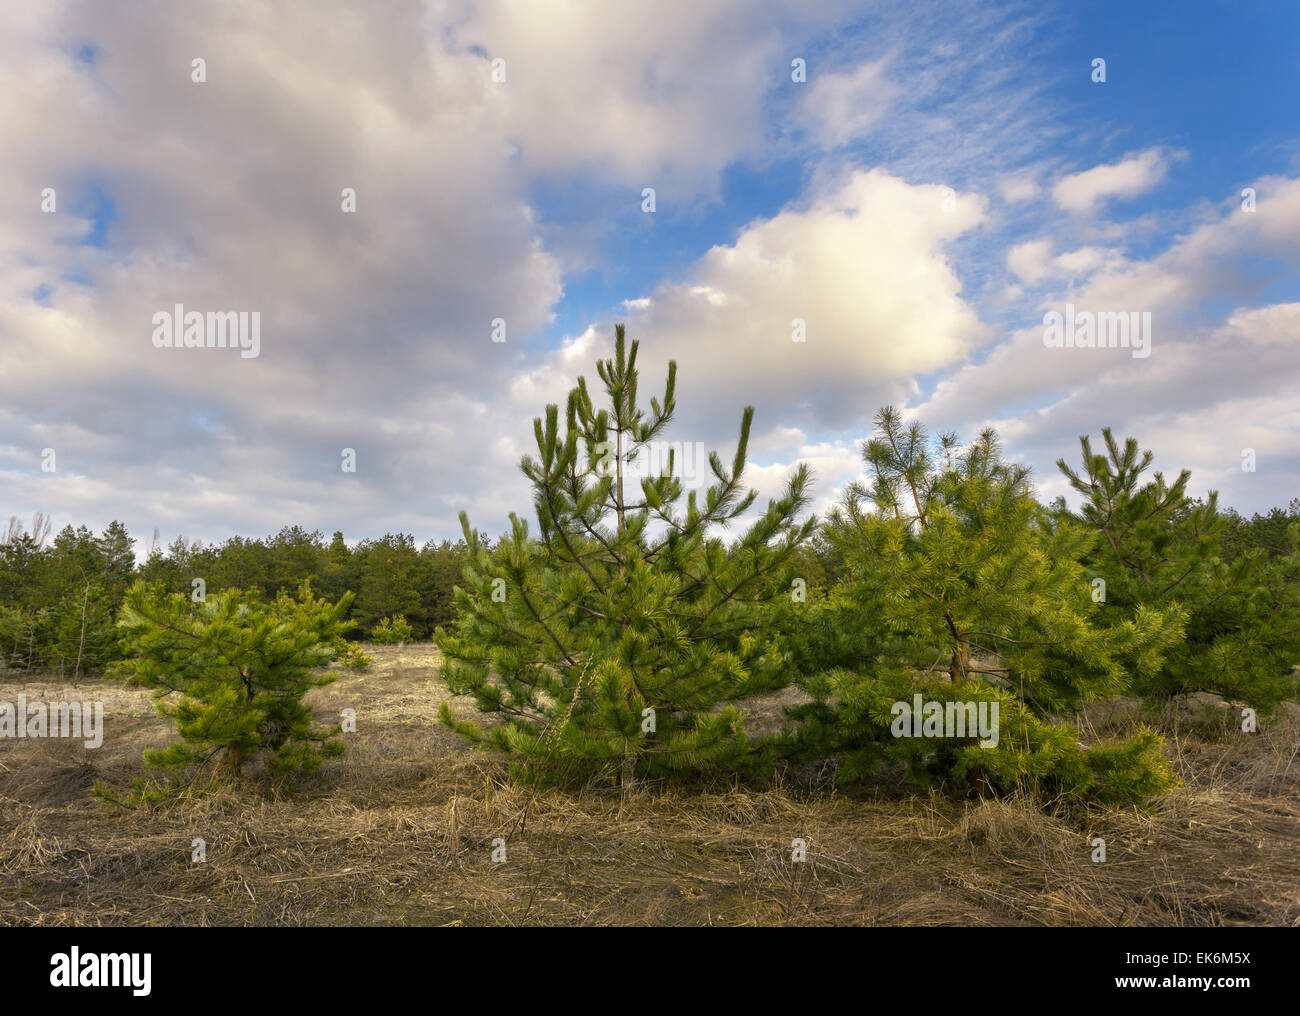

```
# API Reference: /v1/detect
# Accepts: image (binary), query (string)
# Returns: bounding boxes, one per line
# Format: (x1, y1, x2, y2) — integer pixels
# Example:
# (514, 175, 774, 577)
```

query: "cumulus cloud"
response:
(1, 2, 576, 542)
(445, 0, 857, 198)
(613, 168, 988, 438)
(1007, 240, 1053, 284)
(0, 0, 853, 546)
(1006, 241, 1120, 286)
(916, 176, 1300, 511)
(490, 167, 992, 529)
(3, 0, 1296, 554)
(1052, 148, 1176, 215)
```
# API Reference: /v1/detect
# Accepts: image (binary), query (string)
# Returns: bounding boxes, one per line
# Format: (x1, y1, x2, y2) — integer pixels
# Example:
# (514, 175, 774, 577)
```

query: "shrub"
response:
(371, 615, 414, 645)
(333, 635, 372, 669)
(788, 409, 1182, 804)
(116, 581, 353, 778)
(1057, 430, 1300, 711)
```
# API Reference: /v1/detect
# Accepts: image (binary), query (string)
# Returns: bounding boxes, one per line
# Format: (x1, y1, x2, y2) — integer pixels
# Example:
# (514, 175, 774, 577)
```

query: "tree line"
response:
(0, 520, 472, 676)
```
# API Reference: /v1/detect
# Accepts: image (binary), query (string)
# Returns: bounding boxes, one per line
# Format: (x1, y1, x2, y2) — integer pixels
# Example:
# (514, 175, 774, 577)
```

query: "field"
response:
(2, 645, 1298, 926)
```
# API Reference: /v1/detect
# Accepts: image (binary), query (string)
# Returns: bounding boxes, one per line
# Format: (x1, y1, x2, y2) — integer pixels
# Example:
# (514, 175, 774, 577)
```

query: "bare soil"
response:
(2, 644, 1297, 926)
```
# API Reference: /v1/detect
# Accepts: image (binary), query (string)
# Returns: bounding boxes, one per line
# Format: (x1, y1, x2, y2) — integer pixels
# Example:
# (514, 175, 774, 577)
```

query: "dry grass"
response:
(2, 646, 1298, 926)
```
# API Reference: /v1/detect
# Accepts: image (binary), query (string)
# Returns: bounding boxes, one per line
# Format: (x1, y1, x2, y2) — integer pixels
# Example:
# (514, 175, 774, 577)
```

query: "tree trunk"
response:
(944, 613, 988, 796)
(949, 642, 969, 685)
(616, 427, 625, 534)
(74, 581, 90, 683)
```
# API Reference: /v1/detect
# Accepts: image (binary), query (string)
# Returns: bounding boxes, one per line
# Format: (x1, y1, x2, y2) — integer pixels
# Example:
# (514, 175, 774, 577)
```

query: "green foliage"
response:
(791, 409, 1182, 804)
(49, 580, 119, 678)
(371, 614, 414, 645)
(332, 635, 372, 670)
(0, 515, 132, 676)
(0, 602, 48, 671)
(353, 534, 421, 635)
(1, 392, 1294, 815)
(1220, 498, 1300, 561)
(1057, 430, 1300, 710)
(116, 581, 353, 778)
(437, 325, 815, 786)
(0, 511, 465, 672)
(787, 670, 1175, 804)
(135, 527, 468, 641)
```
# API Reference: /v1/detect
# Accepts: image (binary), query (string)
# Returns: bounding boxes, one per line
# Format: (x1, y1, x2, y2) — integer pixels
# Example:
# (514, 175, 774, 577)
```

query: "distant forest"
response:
(1, 495, 1296, 680)
(0, 519, 466, 676)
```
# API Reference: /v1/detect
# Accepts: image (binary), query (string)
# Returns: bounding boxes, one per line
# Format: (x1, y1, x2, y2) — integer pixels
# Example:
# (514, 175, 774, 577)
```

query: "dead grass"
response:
(1, 647, 1297, 926)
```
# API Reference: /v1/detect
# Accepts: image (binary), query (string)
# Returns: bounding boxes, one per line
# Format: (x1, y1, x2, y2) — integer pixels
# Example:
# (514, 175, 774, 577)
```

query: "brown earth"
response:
(1, 644, 1297, 926)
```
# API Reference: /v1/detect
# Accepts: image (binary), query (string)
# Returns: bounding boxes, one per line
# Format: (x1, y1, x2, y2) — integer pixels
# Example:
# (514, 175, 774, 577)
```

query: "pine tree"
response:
(371, 614, 414, 645)
(436, 325, 815, 787)
(0, 604, 47, 672)
(355, 534, 421, 635)
(318, 531, 358, 604)
(95, 521, 137, 605)
(52, 578, 117, 680)
(790, 409, 1182, 803)
(116, 581, 353, 778)
(266, 526, 327, 594)
(1057, 429, 1300, 710)
(419, 538, 467, 633)
(209, 535, 264, 595)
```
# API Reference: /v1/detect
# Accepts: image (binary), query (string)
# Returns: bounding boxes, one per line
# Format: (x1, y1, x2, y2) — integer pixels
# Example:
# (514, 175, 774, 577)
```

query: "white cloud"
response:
(1007, 240, 1053, 284)
(1007, 242, 1119, 286)
(615, 168, 989, 436)
(0, 0, 870, 545)
(801, 58, 900, 148)
(998, 173, 1040, 203)
(3, 0, 1297, 551)
(1052, 148, 1175, 215)
(449, 0, 856, 197)
(752, 425, 808, 454)
(1052, 246, 1112, 278)
(916, 175, 1300, 513)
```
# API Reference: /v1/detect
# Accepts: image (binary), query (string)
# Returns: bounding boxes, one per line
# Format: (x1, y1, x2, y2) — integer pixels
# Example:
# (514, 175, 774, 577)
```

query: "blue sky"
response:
(2, 0, 1299, 555)
(539, 0, 1300, 358)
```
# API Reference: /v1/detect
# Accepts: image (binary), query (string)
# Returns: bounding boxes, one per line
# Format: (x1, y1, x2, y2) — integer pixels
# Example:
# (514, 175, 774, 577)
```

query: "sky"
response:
(3, 0, 1299, 555)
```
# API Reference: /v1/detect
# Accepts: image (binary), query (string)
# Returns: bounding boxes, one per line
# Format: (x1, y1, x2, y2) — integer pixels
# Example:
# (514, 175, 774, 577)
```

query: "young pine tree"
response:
(437, 325, 815, 787)
(790, 409, 1182, 804)
(1057, 430, 1300, 710)
(116, 581, 353, 778)
(371, 614, 414, 645)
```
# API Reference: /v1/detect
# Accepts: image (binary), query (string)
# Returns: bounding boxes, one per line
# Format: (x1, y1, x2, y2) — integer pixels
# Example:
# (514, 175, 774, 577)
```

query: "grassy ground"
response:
(2, 644, 1298, 926)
